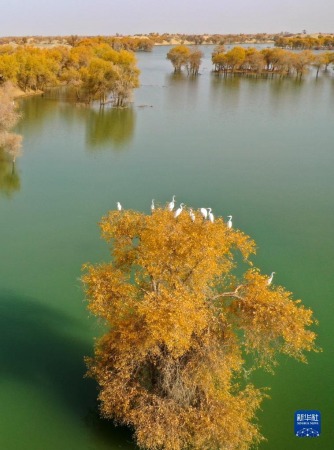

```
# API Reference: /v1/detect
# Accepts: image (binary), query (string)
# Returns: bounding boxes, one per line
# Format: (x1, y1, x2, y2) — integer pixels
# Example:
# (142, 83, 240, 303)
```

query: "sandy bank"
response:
(12, 86, 43, 98)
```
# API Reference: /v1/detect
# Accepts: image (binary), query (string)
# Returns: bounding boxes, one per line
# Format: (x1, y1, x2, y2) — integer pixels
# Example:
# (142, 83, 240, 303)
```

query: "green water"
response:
(1, 45, 333, 449)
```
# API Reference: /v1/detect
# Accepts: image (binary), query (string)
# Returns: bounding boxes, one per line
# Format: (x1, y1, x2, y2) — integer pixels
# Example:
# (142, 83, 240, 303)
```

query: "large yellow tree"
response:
(83, 205, 318, 450)
(167, 45, 191, 72)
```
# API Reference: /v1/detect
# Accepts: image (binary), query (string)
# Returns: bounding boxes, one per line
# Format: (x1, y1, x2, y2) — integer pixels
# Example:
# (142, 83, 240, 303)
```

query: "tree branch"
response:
(182, 257, 207, 284)
(211, 284, 245, 301)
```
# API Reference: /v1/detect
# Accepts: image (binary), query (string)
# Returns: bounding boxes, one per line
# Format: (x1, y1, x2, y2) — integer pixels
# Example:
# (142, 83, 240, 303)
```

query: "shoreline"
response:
(12, 87, 44, 99)
(154, 40, 275, 46)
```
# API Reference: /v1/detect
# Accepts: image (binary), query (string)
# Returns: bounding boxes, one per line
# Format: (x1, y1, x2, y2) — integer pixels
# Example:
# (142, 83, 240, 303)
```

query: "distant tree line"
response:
(0, 32, 311, 48)
(75, 36, 154, 52)
(2, 33, 334, 50)
(275, 34, 334, 50)
(212, 46, 334, 79)
(0, 35, 154, 52)
(0, 39, 140, 106)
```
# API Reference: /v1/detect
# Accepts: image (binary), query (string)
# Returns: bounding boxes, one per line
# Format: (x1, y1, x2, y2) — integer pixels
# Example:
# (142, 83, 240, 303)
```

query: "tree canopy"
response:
(167, 45, 203, 75)
(0, 40, 140, 106)
(274, 34, 334, 50)
(211, 46, 326, 78)
(83, 204, 318, 450)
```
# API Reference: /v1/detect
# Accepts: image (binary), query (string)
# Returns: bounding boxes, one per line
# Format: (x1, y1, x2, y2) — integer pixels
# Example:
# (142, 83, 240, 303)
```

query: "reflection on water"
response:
(210, 76, 241, 109)
(0, 291, 136, 449)
(0, 291, 86, 400)
(44, 87, 136, 150)
(209, 73, 334, 118)
(85, 107, 135, 150)
(0, 149, 20, 197)
(19, 95, 136, 152)
(84, 408, 136, 449)
(17, 95, 59, 135)
(167, 72, 200, 83)
(165, 72, 200, 110)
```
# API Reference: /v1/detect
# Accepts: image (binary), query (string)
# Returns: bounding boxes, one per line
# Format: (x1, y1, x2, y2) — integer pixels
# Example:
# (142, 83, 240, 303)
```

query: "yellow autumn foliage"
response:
(83, 205, 318, 450)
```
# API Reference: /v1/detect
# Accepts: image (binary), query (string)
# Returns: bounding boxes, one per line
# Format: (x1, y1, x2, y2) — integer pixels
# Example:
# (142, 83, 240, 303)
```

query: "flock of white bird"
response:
(118, 196, 232, 227)
(116, 196, 275, 285)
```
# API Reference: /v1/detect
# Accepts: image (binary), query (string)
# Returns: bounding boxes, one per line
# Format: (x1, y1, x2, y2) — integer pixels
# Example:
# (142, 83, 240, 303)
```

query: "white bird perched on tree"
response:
(174, 203, 184, 218)
(227, 215, 232, 229)
(189, 208, 195, 222)
(199, 208, 208, 220)
(117, 202, 122, 211)
(207, 208, 214, 223)
(168, 195, 176, 211)
(151, 199, 155, 213)
(267, 272, 275, 285)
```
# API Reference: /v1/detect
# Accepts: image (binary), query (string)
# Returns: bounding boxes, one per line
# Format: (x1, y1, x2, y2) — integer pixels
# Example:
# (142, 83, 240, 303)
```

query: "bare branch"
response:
(211, 284, 245, 301)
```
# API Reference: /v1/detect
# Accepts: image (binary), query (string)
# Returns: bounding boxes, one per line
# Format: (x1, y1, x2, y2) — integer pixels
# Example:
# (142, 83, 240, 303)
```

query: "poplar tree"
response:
(83, 206, 318, 450)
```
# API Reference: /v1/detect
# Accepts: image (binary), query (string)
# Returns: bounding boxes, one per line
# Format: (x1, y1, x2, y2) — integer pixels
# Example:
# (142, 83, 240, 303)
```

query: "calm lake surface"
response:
(1, 45, 334, 449)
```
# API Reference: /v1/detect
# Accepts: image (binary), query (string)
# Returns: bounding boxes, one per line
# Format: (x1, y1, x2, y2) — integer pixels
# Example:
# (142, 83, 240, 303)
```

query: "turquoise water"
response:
(0, 45, 333, 449)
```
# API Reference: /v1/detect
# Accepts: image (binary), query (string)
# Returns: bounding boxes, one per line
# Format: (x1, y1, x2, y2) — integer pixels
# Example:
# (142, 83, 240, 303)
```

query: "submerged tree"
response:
(167, 45, 191, 73)
(291, 50, 314, 79)
(186, 48, 204, 75)
(83, 206, 318, 450)
(167, 45, 203, 75)
(78, 47, 140, 106)
(212, 46, 324, 78)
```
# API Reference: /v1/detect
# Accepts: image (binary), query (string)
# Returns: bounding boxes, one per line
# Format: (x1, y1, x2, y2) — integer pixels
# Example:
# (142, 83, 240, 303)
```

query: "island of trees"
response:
(167, 45, 204, 75)
(83, 204, 318, 450)
(211, 46, 334, 78)
(274, 34, 334, 50)
(167, 44, 334, 79)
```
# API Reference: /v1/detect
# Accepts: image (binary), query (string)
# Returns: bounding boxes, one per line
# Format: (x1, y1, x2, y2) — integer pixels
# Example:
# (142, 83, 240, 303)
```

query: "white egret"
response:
(267, 272, 275, 286)
(151, 199, 155, 213)
(207, 208, 214, 223)
(189, 208, 195, 222)
(168, 195, 176, 211)
(117, 202, 122, 211)
(227, 215, 232, 229)
(174, 203, 184, 218)
(199, 208, 208, 220)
